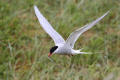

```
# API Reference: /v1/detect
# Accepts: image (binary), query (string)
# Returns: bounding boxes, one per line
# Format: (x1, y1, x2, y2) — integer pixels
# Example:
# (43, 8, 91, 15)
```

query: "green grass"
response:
(0, 0, 120, 80)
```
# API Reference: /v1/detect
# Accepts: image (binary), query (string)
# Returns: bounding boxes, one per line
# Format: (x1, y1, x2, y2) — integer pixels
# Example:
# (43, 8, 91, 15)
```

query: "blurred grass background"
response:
(0, 0, 120, 80)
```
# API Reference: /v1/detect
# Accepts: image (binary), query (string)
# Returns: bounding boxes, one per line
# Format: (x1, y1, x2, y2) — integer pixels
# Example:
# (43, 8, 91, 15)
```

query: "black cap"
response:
(50, 46, 58, 54)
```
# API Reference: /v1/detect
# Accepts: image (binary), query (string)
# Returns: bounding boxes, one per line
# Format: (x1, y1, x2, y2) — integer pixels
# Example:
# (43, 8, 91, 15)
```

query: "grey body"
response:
(54, 44, 73, 55)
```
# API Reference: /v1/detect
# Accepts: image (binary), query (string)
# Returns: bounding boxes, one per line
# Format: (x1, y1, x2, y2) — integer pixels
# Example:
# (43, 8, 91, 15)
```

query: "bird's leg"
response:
(67, 54, 73, 57)
(67, 55, 71, 57)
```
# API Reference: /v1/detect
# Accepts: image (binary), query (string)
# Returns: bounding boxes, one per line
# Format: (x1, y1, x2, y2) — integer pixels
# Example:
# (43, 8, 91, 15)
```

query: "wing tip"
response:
(34, 5, 38, 10)
(103, 10, 110, 17)
(106, 10, 110, 14)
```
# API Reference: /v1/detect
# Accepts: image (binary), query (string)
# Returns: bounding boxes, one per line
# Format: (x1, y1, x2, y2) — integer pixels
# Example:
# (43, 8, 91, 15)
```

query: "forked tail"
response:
(73, 49, 92, 54)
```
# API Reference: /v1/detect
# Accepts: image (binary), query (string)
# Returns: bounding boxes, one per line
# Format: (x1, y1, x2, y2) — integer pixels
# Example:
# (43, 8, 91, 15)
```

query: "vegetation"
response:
(0, 0, 120, 80)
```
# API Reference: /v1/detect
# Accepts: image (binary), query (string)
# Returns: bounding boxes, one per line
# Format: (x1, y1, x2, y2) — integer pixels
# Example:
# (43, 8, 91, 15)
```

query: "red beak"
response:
(48, 53, 52, 57)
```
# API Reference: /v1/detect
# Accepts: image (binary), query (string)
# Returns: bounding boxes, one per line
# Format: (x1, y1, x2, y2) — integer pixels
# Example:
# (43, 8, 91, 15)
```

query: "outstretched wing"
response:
(66, 11, 109, 48)
(34, 5, 65, 45)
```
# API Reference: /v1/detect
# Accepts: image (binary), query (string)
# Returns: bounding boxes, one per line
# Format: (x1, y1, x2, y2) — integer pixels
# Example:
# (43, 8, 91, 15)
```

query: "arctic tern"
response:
(34, 5, 109, 57)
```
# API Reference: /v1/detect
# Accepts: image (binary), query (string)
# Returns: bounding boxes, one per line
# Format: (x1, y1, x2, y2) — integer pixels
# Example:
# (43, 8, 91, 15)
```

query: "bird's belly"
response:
(55, 48, 72, 55)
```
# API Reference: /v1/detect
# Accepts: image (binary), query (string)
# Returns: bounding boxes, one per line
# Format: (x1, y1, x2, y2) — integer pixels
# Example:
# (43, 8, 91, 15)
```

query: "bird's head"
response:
(48, 46, 58, 57)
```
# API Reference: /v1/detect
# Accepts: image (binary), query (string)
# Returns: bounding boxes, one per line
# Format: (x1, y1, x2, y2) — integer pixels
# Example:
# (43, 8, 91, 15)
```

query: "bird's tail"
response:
(74, 49, 92, 54)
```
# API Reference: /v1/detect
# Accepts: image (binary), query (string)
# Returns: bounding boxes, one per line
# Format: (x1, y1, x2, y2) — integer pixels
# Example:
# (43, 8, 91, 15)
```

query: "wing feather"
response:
(34, 5, 65, 45)
(66, 11, 109, 48)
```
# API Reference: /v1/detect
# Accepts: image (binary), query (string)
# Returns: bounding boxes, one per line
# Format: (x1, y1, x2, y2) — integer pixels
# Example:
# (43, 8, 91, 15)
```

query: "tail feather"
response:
(74, 49, 92, 54)
(76, 52, 92, 54)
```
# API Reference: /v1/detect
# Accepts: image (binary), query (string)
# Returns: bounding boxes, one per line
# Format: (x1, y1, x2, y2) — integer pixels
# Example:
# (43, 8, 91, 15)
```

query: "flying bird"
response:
(34, 5, 109, 57)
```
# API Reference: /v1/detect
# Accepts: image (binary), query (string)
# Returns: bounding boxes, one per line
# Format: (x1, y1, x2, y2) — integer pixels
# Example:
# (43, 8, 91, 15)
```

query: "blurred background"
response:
(0, 0, 120, 80)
